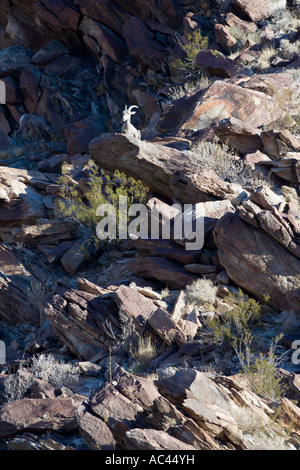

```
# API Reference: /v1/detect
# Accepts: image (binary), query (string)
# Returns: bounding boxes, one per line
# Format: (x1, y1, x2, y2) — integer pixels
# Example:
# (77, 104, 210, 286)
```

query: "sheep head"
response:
(122, 105, 138, 122)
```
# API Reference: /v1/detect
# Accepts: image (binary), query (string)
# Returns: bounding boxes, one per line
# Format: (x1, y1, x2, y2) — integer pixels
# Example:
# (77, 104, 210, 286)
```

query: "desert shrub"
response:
(256, 46, 277, 71)
(279, 39, 300, 60)
(185, 278, 218, 309)
(3, 354, 79, 401)
(172, 30, 209, 80)
(117, 310, 157, 373)
(3, 368, 34, 402)
(207, 292, 262, 370)
(167, 74, 212, 101)
(207, 292, 286, 402)
(57, 164, 149, 247)
(30, 353, 79, 389)
(244, 339, 287, 402)
(232, 406, 293, 450)
(130, 336, 157, 373)
(192, 141, 262, 187)
(228, 26, 261, 50)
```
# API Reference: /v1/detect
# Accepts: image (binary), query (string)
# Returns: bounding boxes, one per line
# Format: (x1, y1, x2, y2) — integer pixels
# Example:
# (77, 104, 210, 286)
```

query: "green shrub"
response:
(56, 164, 149, 247)
(207, 291, 286, 402)
(172, 30, 209, 80)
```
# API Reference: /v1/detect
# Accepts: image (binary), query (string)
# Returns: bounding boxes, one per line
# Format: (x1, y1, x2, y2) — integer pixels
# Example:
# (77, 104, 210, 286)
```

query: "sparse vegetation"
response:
(3, 354, 79, 401)
(30, 353, 79, 389)
(185, 278, 218, 309)
(4, 367, 34, 402)
(172, 30, 209, 80)
(192, 140, 271, 188)
(207, 292, 287, 402)
(117, 310, 157, 374)
(57, 164, 149, 247)
(256, 45, 277, 71)
(232, 406, 293, 450)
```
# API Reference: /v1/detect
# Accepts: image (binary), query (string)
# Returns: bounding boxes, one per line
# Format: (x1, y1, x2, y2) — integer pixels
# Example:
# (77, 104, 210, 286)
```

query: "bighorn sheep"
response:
(121, 105, 141, 139)
(15, 114, 51, 143)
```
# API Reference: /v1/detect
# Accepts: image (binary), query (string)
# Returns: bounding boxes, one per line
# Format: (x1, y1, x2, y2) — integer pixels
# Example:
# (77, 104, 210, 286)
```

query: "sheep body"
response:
(121, 105, 141, 139)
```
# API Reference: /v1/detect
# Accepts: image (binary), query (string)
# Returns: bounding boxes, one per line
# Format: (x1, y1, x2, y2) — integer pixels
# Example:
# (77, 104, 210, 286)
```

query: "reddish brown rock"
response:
(215, 117, 263, 154)
(155, 78, 292, 137)
(74, 0, 130, 36)
(0, 245, 38, 324)
(0, 398, 77, 438)
(123, 17, 166, 73)
(196, 50, 251, 78)
(31, 40, 70, 65)
(34, 0, 80, 31)
(124, 428, 196, 450)
(76, 402, 116, 450)
(129, 256, 199, 290)
(65, 116, 107, 154)
(214, 24, 237, 54)
(89, 383, 144, 445)
(79, 17, 129, 64)
(89, 133, 202, 203)
(213, 212, 300, 311)
(232, 0, 286, 22)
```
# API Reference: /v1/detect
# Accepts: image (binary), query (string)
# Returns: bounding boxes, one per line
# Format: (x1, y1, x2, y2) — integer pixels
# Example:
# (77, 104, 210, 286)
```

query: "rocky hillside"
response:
(0, 0, 299, 452)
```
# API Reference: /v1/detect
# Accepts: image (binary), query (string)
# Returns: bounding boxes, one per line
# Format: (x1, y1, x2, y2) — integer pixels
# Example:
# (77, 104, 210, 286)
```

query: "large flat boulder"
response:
(232, 0, 286, 22)
(89, 133, 201, 203)
(213, 212, 300, 311)
(153, 74, 299, 137)
(0, 397, 77, 438)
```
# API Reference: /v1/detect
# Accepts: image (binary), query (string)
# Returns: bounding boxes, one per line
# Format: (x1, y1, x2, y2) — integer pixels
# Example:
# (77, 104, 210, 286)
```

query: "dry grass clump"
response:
(232, 406, 293, 450)
(30, 353, 79, 389)
(192, 140, 257, 187)
(3, 353, 79, 401)
(4, 368, 34, 402)
(279, 39, 300, 60)
(167, 74, 212, 101)
(185, 278, 218, 309)
(256, 46, 277, 71)
(270, 9, 300, 34)
(118, 310, 158, 373)
(130, 336, 157, 373)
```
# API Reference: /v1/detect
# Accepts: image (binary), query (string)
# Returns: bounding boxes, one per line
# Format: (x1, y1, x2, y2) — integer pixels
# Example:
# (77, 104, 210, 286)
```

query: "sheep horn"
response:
(128, 105, 138, 115)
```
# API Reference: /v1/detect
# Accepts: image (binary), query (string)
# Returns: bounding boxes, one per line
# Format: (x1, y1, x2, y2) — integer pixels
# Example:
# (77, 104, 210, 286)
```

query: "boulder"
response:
(89, 383, 144, 445)
(65, 116, 107, 154)
(213, 212, 300, 311)
(76, 402, 116, 450)
(74, 0, 130, 36)
(31, 40, 70, 65)
(124, 428, 196, 450)
(0, 398, 77, 438)
(123, 17, 166, 73)
(196, 50, 252, 78)
(232, 0, 286, 22)
(33, 0, 81, 31)
(155, 79, 289, 137)
(79, 17, 129, 64)
(129, 256, 200, 290)
(89, 133, 202, 203)
(0, 46, 32, 77)
(215, 117, 263, 154)
(45, 289, 121, 360)
(0, 245, 37, 324)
